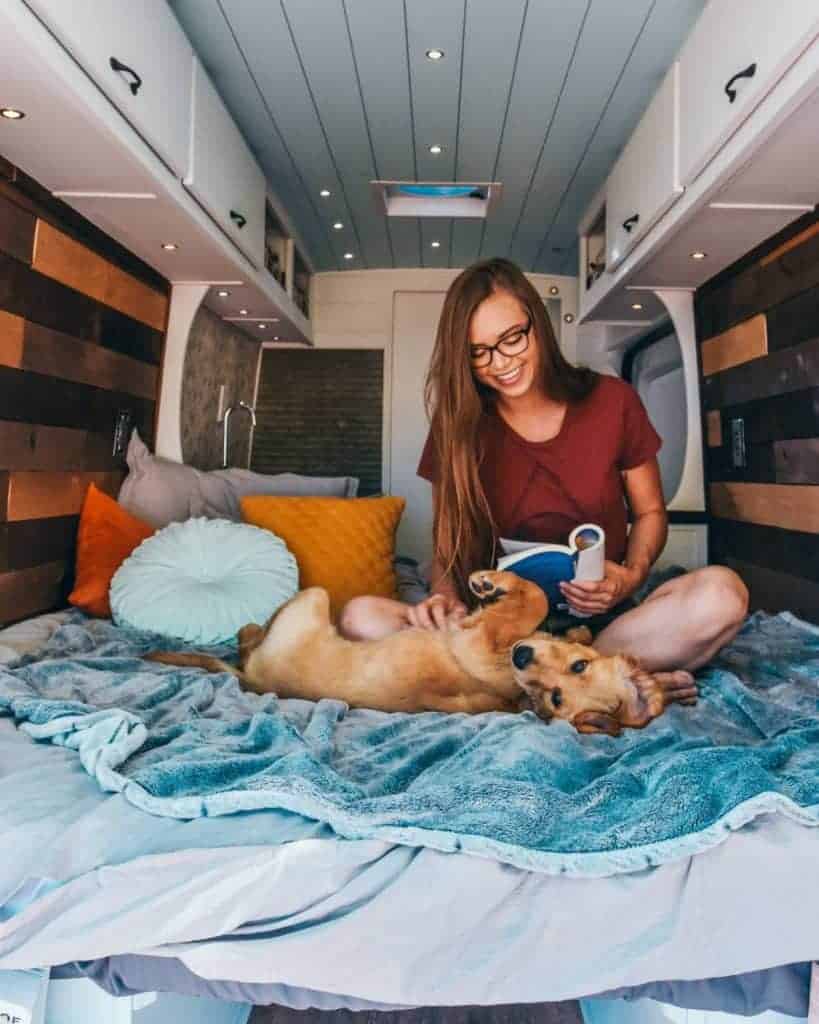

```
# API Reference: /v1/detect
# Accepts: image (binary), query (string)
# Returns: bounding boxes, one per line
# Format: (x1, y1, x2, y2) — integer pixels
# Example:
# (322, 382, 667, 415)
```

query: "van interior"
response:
(0, 2, 817, 1023)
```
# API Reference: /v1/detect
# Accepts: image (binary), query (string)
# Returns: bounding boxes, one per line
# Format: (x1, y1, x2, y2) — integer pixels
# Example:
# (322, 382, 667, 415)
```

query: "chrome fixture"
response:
(222, 400, 256, 468)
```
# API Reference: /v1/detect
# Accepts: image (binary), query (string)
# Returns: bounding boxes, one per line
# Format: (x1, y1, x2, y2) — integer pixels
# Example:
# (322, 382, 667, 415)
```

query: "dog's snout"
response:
(512, 644, 535, 670)
(481, 579, 494, 592)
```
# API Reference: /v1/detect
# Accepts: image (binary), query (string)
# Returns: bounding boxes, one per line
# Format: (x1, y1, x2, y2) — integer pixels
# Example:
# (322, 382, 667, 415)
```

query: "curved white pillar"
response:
(154, 283, 208, 461)
(652, 288, 705, 513)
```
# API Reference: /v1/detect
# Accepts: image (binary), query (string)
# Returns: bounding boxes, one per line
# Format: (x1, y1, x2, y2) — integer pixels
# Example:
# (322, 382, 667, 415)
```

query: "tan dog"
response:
(511, 634, 698, 735)
(146, 569, 696, 728)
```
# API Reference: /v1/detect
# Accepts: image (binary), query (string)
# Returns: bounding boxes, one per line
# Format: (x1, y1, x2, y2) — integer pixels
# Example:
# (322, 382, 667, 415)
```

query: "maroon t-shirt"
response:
(417, 375, 661, 563)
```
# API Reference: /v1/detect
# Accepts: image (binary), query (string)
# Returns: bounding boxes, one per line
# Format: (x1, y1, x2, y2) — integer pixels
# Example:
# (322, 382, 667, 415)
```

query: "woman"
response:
(340, 258, 748, 674)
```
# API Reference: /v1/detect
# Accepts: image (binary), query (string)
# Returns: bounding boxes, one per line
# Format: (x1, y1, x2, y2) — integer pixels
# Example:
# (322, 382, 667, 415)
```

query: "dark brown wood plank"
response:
(0, 515, 77, 572)
(5, 471, 122, 521)
(702, 336, 819, 410)
(711, 387, 819, 445)
(0, 192, 35, 264)
(773, 438, 819, 483)
(0, 365, 155, 442)
(765, 286, 819, 354)
(710, 518, 819, 582)
(0, 561, 66, 626)
(0, 155, 14, 181)
(706, 442, 777, 483)
(0, 420, 124, 471)
(717, 556, 819, 624)
(0, 251, 163, 365)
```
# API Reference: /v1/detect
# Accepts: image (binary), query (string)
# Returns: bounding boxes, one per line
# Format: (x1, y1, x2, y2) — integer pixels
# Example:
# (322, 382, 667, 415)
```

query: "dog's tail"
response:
(144, 651, 243, 680)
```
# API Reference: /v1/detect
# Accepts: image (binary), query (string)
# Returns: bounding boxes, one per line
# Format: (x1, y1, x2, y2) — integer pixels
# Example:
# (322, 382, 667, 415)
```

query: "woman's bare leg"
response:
(593, 566, 749, 672)
(337, 596, 410, 640)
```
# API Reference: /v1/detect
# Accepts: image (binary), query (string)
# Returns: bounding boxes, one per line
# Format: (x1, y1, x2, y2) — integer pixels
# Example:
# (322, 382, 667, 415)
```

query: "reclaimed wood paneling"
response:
(700, 315, 767, 376)
(713, 387, 819, 445)
(760, 220, 819, 268)
(710, 481, 819, 533)
(0, 561, 66, 625)
(0, 251, 163, 365)
(710, 518, 819, 582)
(765, 286, 819, 354)
(0, 515, 77, 572)
(702, 336, 819, 410)
(32, 221, 167, 331)
(707, 442, 776, 483)
(0, 421, 121, 471)
(4, 471, 122, 522)
(706, 410, 722, 447)
(773, 438, 819, 484)
(720, 556, 819, 623)
(0, 192, 35, 264)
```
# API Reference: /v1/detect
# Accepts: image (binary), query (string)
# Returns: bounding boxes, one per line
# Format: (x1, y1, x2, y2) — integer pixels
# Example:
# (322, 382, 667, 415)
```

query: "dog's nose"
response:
(512, 644, 534, 670)
(481, 579, 494, 592)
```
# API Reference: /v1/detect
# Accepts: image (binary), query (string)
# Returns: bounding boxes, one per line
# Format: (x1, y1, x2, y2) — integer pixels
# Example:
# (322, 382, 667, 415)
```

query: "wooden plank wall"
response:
(0, 157, 168, 625)
(695, 211, 819, 622)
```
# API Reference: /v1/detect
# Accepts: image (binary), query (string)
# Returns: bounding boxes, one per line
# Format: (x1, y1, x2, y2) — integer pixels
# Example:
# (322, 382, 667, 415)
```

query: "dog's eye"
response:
(570, 659, 589, 674)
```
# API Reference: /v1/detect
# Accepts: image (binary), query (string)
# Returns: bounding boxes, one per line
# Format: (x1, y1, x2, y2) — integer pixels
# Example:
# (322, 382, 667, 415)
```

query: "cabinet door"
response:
(606, 64, 683, 272)
(678, 0, 819, 186)
(23, 0, 193, 177)
(183, 60, 266, 269)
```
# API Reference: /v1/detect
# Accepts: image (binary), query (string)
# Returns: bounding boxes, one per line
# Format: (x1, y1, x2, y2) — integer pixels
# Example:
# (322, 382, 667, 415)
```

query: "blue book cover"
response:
(496, 524, 605, 613)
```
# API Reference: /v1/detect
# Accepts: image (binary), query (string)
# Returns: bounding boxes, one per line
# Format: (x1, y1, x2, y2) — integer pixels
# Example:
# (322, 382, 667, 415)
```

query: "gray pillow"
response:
(118, 431, 360, 527)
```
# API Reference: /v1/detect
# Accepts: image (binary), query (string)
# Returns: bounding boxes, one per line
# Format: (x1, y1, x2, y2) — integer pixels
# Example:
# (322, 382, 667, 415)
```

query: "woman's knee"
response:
(687, 565, 749, 633)
(337, 595, 406, 640)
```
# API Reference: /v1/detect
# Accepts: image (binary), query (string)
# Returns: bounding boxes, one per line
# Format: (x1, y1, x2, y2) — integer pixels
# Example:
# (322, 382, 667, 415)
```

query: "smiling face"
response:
(468, 289, 542, 400)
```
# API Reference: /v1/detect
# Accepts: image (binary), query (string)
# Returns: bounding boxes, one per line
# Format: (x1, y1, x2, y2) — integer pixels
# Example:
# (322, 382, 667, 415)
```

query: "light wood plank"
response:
(32, 221, 167, 332)
(701, 314, 768, 376)
(5, 471, 122, 521)
(0, 309, 24, 366)
(710, 481, 819, 534)
(706, 410, 722, 448)
(0, 560, 66, 625)
(0, 421, 121, 471)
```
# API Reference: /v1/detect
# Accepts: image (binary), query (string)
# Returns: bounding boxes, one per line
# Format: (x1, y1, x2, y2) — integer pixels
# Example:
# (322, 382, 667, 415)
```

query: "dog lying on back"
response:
(146, 570, 696, 731)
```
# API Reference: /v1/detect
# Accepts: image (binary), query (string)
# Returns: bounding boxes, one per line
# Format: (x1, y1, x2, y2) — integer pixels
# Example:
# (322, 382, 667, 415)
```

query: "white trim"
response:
(154, 283, 208, 461)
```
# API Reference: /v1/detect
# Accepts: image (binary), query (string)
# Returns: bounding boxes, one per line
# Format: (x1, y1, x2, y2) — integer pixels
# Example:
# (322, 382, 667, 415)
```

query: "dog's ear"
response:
(572, 710, 622, 737)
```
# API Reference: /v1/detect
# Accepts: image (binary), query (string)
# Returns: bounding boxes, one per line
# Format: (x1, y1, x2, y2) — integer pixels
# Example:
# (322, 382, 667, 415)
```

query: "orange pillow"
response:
(241, 495, 405, 619)
(69, 483, 154, 617)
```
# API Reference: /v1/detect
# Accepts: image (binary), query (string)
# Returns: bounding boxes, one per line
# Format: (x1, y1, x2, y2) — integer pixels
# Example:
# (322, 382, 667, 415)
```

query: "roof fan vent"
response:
(371, 180, 502, 218)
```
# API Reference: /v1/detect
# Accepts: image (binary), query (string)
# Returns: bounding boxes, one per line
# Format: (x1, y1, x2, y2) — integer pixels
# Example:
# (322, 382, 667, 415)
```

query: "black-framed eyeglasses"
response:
(469, 316, 532, 368)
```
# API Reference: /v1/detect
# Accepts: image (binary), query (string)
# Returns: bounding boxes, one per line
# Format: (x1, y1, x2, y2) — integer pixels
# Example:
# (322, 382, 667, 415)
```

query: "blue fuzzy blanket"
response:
(1, 610, 817, 876)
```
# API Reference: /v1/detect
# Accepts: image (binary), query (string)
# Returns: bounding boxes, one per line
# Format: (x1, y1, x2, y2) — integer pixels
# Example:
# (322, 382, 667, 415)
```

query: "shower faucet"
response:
(222, 400, 257, 468)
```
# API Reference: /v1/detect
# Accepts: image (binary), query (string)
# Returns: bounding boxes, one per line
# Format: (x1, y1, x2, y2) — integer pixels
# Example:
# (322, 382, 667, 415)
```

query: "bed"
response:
(0, 604, 817, 1024)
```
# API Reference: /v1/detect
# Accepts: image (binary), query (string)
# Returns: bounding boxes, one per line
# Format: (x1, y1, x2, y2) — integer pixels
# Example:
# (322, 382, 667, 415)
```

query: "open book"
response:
(496, 524, 605, 616)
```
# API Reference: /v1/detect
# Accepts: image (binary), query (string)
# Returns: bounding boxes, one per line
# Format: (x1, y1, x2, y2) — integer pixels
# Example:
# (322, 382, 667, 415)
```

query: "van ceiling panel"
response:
(170, 0, 706, 273)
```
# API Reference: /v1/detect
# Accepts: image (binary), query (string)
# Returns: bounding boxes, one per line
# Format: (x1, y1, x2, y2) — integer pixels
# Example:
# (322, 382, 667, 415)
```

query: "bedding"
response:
(0, 610, 817, 874)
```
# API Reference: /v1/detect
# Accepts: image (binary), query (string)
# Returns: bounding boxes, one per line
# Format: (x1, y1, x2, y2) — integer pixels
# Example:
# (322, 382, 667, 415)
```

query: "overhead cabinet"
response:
(606, 63, 683, 273)
(22, 0, 193, 178)
(678, 0, 819, 186)
(183, 59, 266, 270)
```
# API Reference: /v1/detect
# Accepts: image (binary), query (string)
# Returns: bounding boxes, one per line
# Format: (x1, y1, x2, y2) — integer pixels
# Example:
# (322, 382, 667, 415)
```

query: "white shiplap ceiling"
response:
(170, 0, 706, 275)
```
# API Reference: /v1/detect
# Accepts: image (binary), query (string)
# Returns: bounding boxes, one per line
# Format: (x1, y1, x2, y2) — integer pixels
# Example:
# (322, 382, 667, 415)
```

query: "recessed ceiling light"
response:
(563, 313, 575, 324)
(0, 107, 25, 120)
(217, 289, 230, 298)
(274, 336, 280, 341)
(259, 323, 267, 329)
(161, 242, 179, 251)
(239, 308, 249, 315)
(344, 252, 354, 260)
(320, 189, 331, 197)
(690, 250, 707, 260)
(428, 144, 443, 155)
(548, 285, 560, 296)
(333, 221, 343, 230)
(425, 48, 445, 61)
(631, 302, 644, 311)
(431, 240, 441, 248)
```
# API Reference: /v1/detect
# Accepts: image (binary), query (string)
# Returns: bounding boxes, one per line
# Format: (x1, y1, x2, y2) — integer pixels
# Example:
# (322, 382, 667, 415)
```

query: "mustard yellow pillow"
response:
(240, 495, 406, 619)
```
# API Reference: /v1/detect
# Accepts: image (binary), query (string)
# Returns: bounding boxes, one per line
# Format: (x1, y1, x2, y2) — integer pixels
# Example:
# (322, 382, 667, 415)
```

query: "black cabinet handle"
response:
(230, 210, 247, 229)
(724, 62, 757, 103)
(109, 57, 142, 96)
(622, 213, 640, 233)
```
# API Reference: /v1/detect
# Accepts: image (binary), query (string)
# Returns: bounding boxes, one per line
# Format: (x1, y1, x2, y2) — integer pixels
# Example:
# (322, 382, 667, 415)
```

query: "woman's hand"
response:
(558, 561, 644, 616)
(406, 592, 468, 631)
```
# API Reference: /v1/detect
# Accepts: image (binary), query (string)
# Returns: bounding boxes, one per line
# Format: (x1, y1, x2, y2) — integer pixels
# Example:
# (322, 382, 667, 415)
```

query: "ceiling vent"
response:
(370, 181, 502, 218)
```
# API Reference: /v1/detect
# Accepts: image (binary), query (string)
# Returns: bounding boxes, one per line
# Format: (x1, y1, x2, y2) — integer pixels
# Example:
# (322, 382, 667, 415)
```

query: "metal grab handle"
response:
(109, 57, 143, 96)
(622, 213, 640, 233)
(724, 62, 757, 103)
(230, 210, 247, 229)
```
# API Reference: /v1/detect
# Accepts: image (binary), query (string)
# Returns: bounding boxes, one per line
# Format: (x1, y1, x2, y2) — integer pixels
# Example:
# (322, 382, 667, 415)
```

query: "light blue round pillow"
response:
(110, 517, 298, 645)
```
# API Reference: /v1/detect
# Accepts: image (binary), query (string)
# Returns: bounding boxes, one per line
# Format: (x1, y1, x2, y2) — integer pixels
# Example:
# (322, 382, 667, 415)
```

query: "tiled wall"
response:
(696, 213, 819, 622)
(0, 154, 168, 623)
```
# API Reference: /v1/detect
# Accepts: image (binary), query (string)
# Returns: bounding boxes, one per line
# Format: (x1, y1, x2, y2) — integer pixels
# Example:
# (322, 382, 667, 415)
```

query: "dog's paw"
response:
(468, 570, 509, 604)
(654, 670, 698, 707)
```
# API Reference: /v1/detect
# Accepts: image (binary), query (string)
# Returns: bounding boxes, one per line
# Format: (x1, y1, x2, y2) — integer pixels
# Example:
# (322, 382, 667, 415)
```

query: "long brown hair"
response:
(424, 257, 597, 600)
